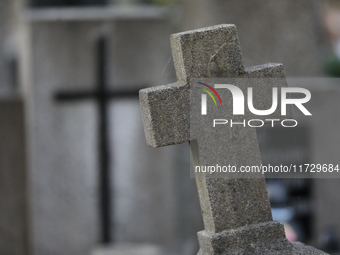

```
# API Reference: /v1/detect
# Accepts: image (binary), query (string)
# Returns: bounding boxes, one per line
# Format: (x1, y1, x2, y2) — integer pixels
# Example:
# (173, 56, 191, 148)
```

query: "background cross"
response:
(55, 37, 142, 244)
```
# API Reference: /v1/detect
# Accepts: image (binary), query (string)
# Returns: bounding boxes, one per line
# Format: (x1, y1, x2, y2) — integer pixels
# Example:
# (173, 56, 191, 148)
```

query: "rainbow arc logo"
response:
(196, 82, 223, 106)
(196, 82, 222, 115)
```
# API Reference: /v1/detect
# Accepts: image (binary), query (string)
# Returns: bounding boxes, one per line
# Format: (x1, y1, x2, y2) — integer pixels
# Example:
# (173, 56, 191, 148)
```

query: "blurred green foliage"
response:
(324, 51, 340, 77)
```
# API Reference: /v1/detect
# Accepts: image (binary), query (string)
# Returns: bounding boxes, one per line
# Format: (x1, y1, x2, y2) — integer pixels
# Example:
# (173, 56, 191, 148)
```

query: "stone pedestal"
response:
(197, 222, 326, 255)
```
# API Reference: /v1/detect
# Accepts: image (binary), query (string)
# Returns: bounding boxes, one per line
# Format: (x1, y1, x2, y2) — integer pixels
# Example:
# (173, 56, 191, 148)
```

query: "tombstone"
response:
(0, 1, 27, 255)
(21, 6, 202, 255)
(139, 24, 327, 254)
(257, 125, 313, 242)
(179, 0, 325, 243)
(179, 0, 324, 77)
(256, 78, 340, 245)
(0, 98, 28, 255)
(287, 79, 340, 247)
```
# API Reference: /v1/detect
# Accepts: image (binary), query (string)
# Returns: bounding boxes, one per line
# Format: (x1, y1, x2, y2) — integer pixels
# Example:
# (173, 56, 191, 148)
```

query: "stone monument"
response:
(21, 6, 202, 255)
(0, 1, 27, 255)
(0, 98, 28, 255)
(139, 24, 327, 254)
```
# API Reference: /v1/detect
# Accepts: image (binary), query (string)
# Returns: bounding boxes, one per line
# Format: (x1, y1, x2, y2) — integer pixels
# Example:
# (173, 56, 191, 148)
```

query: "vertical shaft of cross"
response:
(169, 26, 272, 234)
(142, 23, 282, 234)
(54, 35, 143, 244)
(97, 37, 112, 243)
(190, 124, 272, 234)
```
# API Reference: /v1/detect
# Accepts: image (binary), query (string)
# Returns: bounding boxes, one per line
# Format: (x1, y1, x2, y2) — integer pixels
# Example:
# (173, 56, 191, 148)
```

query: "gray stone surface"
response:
(179, 0, 324, 76)
(0, 98, 28, 255)
(170, 24, 243, 82)
(22, 7, 202, 255)
(140, 81, 189, 147)
(197, 222, 327, 255)
(139, 24, 327, 254)
(140, 24, 289, 147)
(23, 17, 101, 255)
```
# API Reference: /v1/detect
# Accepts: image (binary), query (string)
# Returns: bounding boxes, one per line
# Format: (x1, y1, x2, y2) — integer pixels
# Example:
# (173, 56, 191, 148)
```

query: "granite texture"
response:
(140, 82, 189, 147)
(197, 222, 326, 255)
(140, 24, 291, 148)
(139, 24, 327, 254)
(170, 24, 241, 82)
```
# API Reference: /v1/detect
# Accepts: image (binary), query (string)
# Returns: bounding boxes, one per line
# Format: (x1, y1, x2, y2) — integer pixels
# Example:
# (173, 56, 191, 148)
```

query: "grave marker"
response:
(55, 37, 141, 243)
(140, 24, 327, 254)
(22, 7, 193, 254)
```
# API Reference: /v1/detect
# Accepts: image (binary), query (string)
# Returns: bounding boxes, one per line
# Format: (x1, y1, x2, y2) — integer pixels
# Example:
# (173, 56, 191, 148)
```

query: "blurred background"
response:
(1, 0, 340, 254)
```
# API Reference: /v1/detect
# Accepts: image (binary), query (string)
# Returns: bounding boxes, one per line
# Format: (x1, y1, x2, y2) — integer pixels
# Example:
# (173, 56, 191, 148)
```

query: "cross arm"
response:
(140, 24, 248, 148)
(139, 82, 189, 148)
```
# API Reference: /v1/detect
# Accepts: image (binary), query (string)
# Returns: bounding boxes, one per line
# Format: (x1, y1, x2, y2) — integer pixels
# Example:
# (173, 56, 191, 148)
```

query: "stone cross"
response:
(140, 24, 326, 254)
(23, 7, 177, 254)
(55, 36, 140, 244)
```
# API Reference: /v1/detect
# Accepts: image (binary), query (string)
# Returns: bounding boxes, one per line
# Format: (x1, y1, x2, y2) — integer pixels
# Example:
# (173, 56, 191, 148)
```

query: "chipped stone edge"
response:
(245, 63, 286, 78)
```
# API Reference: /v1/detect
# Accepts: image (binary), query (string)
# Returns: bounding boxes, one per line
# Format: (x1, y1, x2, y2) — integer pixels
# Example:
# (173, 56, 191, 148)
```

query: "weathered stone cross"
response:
(140, 25, 326, 254)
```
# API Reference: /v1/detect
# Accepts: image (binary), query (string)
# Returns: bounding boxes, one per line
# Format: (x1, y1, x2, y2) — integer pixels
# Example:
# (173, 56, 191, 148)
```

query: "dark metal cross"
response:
(55, 37, 141, 243)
